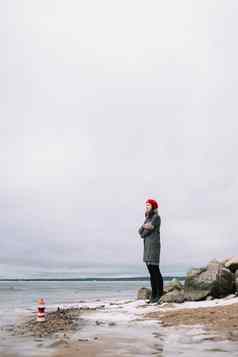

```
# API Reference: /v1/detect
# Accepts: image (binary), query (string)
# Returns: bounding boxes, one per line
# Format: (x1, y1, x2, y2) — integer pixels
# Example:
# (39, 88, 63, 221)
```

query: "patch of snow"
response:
(160, 295, 238, 312)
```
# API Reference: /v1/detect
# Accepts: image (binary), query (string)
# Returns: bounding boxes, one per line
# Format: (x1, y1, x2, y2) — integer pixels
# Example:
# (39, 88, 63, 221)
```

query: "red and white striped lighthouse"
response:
(36, 298, 46, 322)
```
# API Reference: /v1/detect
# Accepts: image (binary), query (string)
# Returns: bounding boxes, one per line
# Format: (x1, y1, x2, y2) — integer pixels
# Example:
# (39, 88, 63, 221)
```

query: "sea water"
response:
(1, 265, 238, 357)
(0, 263, 187, 327)
(0, 280, 151, 325)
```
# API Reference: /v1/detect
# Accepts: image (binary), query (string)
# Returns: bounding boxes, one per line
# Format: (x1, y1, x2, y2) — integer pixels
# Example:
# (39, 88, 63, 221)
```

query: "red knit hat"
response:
(145, 198, 159, 209)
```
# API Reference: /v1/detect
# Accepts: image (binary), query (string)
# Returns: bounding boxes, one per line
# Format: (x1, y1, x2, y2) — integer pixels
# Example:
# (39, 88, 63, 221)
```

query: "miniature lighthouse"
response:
(36, 298, 46, 322)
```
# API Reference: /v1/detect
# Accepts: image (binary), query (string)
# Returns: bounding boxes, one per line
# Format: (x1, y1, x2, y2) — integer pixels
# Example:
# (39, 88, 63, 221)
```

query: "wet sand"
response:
(52, 339, 105, 357)
(50, 297, 238, 356)
(144, 299, 238, 341)
(2, 297, 238, 356)
(52, 336, 140, 357)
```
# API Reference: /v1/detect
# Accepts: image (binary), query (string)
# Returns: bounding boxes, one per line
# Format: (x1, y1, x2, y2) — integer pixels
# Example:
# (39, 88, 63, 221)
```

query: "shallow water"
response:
(1, 297, 238, 357)
(1, 282, 238, 357)
(0, 280, 150, 327)
(72, 299, 238, 357)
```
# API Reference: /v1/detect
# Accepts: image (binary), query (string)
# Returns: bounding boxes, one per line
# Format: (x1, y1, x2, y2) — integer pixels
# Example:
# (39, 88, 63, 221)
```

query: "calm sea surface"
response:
(0, 263, 188, 327)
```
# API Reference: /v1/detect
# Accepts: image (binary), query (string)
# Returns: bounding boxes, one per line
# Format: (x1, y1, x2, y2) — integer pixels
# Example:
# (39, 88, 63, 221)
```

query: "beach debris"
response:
(108, 322, 116, 326)
(96, 320, 105, 326)
(48, 338, 69, 348)
(37, 298, 46, 322)
(152, 331, 164, 339)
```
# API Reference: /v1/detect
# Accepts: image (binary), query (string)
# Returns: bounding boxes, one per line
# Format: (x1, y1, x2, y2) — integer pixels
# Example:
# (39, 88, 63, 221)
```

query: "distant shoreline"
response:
(0, 276, 185, 282)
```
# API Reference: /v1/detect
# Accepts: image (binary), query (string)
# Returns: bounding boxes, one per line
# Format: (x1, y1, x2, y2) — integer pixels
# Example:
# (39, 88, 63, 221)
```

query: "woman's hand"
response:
(143, 223, 154, 230)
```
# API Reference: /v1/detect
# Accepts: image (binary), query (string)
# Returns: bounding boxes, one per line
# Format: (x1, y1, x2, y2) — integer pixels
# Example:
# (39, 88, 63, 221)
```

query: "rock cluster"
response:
(137, 257, 238, 303)
(184, 259, 234, 301)
(137, 287, 152, 300)
(160, 278, 185, 303)
(10, 307, 82, 338)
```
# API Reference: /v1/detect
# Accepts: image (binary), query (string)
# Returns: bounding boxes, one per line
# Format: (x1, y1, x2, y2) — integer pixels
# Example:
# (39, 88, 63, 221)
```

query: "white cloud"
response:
(1, 0, 238, 269)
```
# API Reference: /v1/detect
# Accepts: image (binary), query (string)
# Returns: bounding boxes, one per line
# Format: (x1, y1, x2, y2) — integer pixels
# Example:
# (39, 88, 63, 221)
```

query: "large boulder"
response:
(224, 257, 238, 273)
(164, 278, 183, 293)
(221, 257, 232, 266)
(234, 270, 238, 293)
(184, 260, 234, 301)
(160, 278, 185, 303)
(137, 287, 151, 300)
(160, 289, 185, 303)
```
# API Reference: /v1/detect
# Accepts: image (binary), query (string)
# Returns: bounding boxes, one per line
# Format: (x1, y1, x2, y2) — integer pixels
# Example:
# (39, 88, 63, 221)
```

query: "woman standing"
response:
(138, 198, 163, 304)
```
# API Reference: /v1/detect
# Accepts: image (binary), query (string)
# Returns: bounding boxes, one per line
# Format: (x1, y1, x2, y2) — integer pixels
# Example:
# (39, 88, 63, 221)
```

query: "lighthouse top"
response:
(37, 298, 45, 305)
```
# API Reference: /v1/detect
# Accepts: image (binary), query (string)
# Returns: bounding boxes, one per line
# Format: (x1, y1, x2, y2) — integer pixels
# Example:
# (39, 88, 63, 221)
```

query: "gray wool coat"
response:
(138, 212, 161, 265)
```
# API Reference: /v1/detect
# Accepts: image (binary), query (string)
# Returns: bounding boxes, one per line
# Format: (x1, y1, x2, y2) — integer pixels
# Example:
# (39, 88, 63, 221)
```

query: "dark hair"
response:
(145, 208, 157, 218)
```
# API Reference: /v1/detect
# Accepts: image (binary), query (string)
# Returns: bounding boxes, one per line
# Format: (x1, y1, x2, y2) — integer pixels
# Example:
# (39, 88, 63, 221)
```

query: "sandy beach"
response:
(144, 296, 238, 341)
(2, 295, 238, 357)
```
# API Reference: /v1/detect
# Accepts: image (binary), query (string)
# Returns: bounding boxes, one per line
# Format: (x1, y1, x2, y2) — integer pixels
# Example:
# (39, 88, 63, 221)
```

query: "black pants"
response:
(146, 264, 164, 298)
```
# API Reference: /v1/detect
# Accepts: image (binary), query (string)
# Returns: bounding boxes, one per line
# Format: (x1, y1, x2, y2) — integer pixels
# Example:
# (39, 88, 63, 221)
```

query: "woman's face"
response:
(145, 203, 153, 212)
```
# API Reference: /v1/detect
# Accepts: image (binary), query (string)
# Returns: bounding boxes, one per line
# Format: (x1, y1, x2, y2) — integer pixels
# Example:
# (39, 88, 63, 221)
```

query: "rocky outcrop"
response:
(164, 278, 183, 293)
(224, 257, 238, 273)
(234, 270, 238, 293)
(138, 257, 238, 304)
(160, 289, 185, 303)
(137, 287, 151, 300)
(184, 260, 234, 301)
(160, 278, 185, 303)
(137, 280, 185, 303)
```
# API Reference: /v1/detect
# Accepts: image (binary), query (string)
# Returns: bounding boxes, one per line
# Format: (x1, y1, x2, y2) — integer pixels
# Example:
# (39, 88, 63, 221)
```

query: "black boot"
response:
(148, 292, 159, 304)
(153, 294, 161, 303)
(150, 296, 160, 303)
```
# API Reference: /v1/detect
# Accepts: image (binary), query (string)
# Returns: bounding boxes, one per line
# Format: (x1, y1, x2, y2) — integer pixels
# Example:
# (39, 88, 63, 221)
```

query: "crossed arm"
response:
(143, 222, 155, 230)
(138, 215, 160, 238)
(138, 225, 149, 238)
(138, 224, 154, 238)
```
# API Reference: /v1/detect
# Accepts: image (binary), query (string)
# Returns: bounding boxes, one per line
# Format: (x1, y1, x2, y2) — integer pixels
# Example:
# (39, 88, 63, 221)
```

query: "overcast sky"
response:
(1, 0, 238, 271)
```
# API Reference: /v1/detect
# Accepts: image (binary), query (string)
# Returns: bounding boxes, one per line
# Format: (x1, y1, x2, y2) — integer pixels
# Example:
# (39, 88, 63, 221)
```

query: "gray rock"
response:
(235, 277, 238, 292)
(137, 287, 151, 300)
(160, 289, 185, 303)
(221, 258, 230, 266)
(223, 294, 236, 300)
(108, 322, 116, 326)
(96, 320, 105, 326)
(184, 260, 234, 301)
(164, 278, 183, 293)
(206, 296, 214, 301)
(225, 257, 238, 272)
(48, 339, 69, 348)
